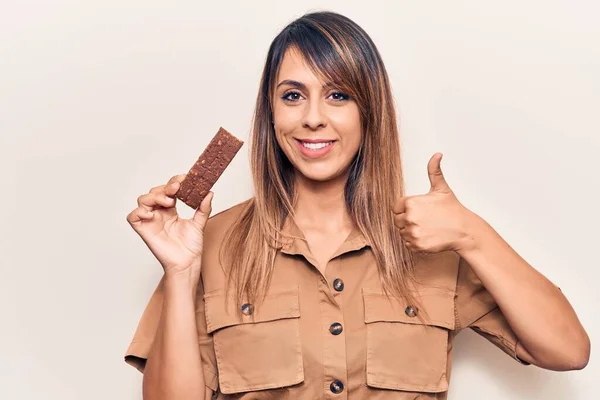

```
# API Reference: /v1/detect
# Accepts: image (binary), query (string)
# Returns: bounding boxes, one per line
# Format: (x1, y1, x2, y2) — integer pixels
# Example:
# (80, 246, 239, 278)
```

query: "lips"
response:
(294, 138, 336, 158)
(295, 138, 337, 143)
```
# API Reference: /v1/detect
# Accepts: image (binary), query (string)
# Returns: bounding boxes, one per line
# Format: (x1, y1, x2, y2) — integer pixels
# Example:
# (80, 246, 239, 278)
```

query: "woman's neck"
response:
(292, 171, 353, 232)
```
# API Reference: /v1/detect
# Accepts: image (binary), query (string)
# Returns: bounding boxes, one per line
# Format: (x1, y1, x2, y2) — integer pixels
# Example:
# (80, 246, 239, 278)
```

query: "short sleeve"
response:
(123, 275, 219, 392)
(454, 256, 531, 365)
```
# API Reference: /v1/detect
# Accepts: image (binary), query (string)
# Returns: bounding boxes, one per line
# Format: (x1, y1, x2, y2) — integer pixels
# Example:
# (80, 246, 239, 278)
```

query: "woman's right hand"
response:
(126, 173, 214, 276)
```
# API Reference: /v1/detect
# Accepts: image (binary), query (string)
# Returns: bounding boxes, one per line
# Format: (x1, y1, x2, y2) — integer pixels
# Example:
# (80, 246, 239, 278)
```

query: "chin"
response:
(295, 165, 345, 182)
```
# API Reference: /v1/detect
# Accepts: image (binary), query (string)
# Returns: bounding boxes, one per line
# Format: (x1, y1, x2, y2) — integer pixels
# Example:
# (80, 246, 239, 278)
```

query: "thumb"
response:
(192, 191, 214, 230)
(428, 153, 450, 192)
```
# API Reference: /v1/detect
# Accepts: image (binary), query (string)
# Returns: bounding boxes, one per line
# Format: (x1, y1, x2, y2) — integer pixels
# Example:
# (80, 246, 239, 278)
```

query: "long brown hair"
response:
(220, 11, 424, 316)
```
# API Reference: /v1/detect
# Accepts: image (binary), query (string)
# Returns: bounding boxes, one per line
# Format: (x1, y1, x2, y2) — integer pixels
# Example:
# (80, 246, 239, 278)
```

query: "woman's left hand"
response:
(393, 153, 474, 253)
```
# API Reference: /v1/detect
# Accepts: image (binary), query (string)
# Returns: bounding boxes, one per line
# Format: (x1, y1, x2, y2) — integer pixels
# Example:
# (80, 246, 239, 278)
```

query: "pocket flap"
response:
(363, 287, 455, 330)
(204, 285, 300, 334)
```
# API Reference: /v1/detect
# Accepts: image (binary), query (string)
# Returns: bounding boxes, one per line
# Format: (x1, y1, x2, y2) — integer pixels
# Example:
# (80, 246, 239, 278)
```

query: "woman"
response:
(124, 11, 590, 400)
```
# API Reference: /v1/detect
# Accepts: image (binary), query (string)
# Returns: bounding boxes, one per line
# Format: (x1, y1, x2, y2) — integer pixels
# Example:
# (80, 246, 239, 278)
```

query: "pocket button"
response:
(241, 303, 254, 316)
(404, 305, 418, 317)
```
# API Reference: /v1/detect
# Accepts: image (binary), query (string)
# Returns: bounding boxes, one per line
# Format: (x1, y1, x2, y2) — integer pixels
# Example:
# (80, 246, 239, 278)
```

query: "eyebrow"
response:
(276, 79, 337, 91)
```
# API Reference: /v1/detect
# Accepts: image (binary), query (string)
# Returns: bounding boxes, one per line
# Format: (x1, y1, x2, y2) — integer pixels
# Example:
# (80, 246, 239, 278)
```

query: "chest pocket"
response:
(204, 285, 304, 394)
(363, 287, 456, 394)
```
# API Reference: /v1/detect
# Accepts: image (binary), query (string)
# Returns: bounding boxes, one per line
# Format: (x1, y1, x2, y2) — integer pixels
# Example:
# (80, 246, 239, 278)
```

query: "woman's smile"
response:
(294, 138, 337, 159)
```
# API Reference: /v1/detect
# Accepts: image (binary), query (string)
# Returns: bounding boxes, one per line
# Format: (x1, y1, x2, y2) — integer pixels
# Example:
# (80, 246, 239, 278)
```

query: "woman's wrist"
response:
(164, 266, 201, 295)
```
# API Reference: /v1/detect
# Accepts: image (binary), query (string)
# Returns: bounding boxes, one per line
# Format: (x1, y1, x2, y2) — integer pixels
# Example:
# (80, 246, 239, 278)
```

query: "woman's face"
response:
(272, 47, 362, 183)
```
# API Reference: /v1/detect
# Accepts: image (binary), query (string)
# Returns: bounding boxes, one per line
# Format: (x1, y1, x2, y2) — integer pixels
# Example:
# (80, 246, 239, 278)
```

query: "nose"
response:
(301, 99, 327, 130)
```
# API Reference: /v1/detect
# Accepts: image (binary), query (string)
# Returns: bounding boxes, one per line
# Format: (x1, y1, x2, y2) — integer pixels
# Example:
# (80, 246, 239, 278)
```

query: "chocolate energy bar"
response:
(175, 127, 244, 209)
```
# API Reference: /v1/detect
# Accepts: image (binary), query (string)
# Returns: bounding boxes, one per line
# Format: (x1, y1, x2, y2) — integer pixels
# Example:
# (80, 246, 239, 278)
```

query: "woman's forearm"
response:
(143, 272, 207, 400)
(457, 212, 590, 370)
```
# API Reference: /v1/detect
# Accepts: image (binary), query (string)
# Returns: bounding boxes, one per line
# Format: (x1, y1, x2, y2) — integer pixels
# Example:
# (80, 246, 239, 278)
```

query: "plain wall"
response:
(1, 1, 598, 399)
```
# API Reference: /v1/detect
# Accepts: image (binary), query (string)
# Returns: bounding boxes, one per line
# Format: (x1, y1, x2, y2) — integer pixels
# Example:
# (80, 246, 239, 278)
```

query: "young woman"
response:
(124, 11, 590, 400)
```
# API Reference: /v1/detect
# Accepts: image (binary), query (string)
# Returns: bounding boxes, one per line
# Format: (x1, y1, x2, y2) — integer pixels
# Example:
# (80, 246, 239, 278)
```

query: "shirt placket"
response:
(320, 255, 350, 399)
(281, 232, 369, 399)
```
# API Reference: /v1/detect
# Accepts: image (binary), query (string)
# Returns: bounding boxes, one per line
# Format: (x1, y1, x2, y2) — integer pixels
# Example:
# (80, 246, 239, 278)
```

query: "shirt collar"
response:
(280, 214, 371, 260)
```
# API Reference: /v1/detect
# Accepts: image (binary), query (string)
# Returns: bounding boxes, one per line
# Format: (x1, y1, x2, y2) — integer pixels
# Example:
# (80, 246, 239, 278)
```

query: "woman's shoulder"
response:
(205, 197, 253, 233)
(413, 251, 461, 291)
(201, 197, 254, 278)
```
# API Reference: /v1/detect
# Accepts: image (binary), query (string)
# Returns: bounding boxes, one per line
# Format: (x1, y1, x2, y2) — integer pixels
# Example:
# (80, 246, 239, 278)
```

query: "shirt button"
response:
(405, 305, 418, 317)
(241, 303, 254, 316)
(330, 379, 344, 394)
(329, 322, 343, 335)
(333, 278, 344, 292)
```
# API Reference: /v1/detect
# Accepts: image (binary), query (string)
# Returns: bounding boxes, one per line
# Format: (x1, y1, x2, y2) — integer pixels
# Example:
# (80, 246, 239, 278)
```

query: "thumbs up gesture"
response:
(393, 153, 474, 254)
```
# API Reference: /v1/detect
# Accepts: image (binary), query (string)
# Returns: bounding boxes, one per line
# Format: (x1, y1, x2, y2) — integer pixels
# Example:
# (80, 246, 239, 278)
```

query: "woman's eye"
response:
(330, 92, 350, 101)
(282, 91, 302, 102)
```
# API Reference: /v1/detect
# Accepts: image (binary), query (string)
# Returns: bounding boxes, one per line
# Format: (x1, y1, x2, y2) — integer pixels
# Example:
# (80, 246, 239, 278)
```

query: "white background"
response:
(1, 1, 598, 399)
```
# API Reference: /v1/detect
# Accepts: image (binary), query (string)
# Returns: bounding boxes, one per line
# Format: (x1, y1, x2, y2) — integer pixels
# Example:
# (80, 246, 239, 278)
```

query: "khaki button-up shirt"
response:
(125, 200, 529, 399)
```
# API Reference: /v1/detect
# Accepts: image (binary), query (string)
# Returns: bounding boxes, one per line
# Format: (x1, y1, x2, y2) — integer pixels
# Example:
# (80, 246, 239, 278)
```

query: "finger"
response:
(167, 173, 187, 187)
(393, 197, 406, 214)
(149, 174, 186, 195)
(165, 180, 182, 198)
(165, 174, 187, 198)
(394, 213, 408, 230)
(427, 153, 450, 192)
(192, 191, 214, 230)
(149, 184, 167, 194)
(126, 208, 154, 224)
(137, 192, 176, 209)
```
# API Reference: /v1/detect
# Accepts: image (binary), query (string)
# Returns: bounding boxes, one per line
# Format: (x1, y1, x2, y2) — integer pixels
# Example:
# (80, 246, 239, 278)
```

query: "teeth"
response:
(302, 141, 333, 150)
